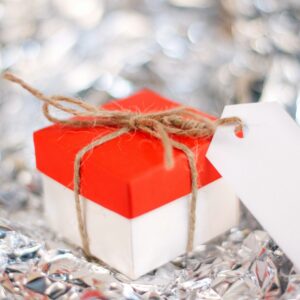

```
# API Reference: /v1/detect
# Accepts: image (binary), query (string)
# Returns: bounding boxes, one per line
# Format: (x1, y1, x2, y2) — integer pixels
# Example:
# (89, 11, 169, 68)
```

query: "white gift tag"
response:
(207, 102, 300, 271)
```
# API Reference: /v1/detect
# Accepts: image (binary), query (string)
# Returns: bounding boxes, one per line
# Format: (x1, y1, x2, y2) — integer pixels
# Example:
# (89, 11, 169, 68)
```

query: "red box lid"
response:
(34, 90, 221, 219)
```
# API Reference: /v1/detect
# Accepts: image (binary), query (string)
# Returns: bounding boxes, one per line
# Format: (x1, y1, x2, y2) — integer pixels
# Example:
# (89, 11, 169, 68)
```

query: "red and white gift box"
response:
(34, 90, 239, 279)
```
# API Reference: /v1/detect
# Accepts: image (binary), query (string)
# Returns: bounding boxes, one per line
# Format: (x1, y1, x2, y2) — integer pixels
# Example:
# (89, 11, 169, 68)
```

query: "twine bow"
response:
(3, 72, 242, 259)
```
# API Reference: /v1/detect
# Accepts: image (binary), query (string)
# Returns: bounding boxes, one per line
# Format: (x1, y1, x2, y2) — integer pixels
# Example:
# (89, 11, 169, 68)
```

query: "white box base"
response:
(42, 175, 239, 279)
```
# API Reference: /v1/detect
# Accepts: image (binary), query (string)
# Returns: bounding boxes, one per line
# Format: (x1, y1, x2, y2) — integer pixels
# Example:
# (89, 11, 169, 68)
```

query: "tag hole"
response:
(235, 125, 247, 139)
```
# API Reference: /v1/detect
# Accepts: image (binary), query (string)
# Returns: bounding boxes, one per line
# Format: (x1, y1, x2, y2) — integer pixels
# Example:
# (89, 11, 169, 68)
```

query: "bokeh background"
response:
(2, 0, 300, 160)
(1, 0, 300, 299)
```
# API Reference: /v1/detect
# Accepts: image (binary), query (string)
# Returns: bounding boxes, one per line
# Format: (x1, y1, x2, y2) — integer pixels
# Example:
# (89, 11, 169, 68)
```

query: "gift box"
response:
(34, 90, 239, 279)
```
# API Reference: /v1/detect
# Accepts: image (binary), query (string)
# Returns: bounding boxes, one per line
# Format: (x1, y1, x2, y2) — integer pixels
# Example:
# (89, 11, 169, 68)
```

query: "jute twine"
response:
(3, 72, 242, 259)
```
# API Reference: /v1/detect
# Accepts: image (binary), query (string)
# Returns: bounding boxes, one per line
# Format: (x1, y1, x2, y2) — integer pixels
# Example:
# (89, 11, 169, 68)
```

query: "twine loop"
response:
(3, 72, 242, 259)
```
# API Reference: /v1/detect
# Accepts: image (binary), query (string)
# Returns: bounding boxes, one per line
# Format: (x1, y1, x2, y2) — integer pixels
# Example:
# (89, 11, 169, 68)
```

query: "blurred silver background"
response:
(1, 0, 300, 162)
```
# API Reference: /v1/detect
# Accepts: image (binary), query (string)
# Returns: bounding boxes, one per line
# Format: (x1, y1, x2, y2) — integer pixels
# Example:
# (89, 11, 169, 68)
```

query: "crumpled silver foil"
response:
(1, 0, 300, 299)
(0, 219, 296, 299)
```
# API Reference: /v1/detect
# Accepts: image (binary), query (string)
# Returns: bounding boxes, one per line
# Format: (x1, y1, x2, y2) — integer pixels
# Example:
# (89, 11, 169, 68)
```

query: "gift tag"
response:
(207, 102, 300, 271)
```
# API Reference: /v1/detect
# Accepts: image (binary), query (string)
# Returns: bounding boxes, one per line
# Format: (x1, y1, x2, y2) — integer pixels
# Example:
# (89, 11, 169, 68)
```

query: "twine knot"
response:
(128, 114, 141, 129)
(127, 114, 154, 130)
(3, 72, 242, 259)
